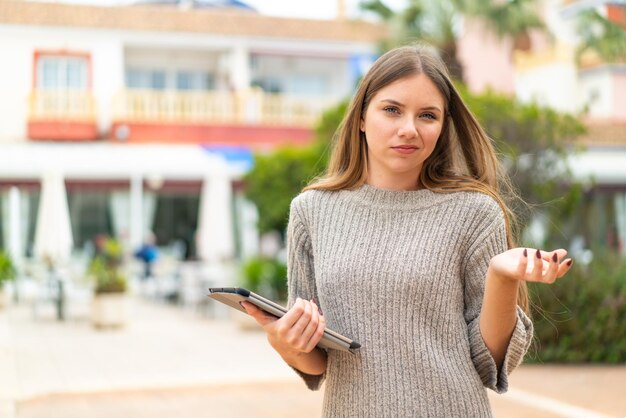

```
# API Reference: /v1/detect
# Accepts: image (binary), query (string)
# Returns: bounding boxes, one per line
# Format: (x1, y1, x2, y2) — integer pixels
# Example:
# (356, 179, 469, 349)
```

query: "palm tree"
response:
(360, 0, 545, 81)
(454, 0, 545, 51)
(576, 8, 626, 66)
(361, 0, 463, 79)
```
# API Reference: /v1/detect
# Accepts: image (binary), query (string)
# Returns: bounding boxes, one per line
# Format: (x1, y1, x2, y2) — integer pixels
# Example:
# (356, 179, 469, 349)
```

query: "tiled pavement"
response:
(1, 298, 625, 418)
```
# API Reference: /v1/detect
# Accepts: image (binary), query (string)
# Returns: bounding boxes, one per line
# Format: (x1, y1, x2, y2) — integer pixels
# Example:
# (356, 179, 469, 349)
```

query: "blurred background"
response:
(0, 0, 624, 417)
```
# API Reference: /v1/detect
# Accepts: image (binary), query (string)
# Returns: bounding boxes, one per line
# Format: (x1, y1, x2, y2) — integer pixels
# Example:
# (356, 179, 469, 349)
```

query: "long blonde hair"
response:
(304, 44, 529, 313)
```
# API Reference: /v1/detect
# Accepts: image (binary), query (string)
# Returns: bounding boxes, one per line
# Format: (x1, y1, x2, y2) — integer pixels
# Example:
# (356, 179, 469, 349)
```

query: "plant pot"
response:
(91, 293, 128, 329)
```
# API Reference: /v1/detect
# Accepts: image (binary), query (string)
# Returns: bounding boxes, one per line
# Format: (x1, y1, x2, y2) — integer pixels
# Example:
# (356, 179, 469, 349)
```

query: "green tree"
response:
(243, 147, 324, 237)
(457, 85, 585, 247)
(360, 0, 545, 80)
(528, 250, 626, 363)
(454, 0, 545, 50)
(243, 101, 347, 238)
(576, 8, 626, 65)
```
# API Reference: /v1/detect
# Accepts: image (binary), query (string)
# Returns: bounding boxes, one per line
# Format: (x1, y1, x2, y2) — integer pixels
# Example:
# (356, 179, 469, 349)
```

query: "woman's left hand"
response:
(489, 248, 573, 284)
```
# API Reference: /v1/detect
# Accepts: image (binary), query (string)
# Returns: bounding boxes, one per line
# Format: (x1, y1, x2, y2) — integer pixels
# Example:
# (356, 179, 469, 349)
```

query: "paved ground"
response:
(1, 297, 625, 418)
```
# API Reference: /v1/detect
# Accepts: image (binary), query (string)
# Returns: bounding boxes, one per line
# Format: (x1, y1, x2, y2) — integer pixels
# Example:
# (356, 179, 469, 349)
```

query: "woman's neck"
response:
(365, 173, 421, 191)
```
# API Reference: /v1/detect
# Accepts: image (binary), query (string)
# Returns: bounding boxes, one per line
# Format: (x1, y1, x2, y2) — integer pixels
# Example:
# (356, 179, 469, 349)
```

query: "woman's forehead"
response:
(371, 74, 445, 108)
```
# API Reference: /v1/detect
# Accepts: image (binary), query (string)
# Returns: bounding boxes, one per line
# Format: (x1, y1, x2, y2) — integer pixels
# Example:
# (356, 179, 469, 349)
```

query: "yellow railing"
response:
(28, 89, 97, 121)
(112, 89, 336, 126)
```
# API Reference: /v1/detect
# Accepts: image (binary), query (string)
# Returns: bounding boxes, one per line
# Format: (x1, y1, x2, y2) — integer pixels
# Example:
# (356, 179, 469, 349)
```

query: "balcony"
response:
(110, 89, 337, 147)
(28, 89, 98, 141)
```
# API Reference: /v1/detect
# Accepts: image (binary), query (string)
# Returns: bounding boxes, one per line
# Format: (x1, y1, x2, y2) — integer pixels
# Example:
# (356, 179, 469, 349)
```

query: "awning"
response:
(0, 143, 241, 181)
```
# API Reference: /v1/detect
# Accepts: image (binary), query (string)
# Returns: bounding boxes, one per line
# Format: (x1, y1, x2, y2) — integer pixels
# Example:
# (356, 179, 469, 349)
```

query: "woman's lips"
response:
(391, 145, 418, 154)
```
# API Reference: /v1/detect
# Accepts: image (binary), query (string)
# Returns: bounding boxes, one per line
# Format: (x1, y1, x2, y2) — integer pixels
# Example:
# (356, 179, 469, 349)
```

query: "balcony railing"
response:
(28, 89, 97, 121)
(112, 89, 337, 127)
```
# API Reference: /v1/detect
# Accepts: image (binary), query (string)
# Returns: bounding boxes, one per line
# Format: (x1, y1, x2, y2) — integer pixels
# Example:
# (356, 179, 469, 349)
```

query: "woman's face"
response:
(360, 73, 446, 190)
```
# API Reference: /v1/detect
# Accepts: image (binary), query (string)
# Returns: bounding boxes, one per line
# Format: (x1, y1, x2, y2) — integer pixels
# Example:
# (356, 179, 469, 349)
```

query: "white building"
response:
(0, 0, 384, 265)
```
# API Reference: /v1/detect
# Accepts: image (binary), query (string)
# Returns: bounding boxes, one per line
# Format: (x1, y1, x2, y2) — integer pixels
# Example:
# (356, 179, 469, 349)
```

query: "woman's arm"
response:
(480, 248, 573, 368)
(242, 297, 327, 375)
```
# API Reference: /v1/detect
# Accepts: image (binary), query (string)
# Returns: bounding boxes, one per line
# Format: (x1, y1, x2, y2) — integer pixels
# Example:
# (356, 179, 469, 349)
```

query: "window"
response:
(67, 191, 113, 248)
(251, 77, 282, 94)
(37, 55, 89, 90)
(286, 75, 328, 96)
(176, 71, 213, 91)
(126, 69, 167, 90)
(152, 193, 199, 259)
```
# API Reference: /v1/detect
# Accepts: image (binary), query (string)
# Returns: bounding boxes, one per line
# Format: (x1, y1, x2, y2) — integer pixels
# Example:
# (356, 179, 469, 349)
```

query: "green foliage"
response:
(527, 251, 626, 363)
(359, 0, 546, 80)
(453, 0, 545, 39)
(88, 257, 127, 294)
(240, 256, 288, 301)
(244, 101, 346, 236)
(314, 99, 349, 150)
(457, 85, 586, 246)
(244, 147, 324, 236)
(88, 237, 127, 294)
(0, 251, 16, 288)
(576, 9, 626, 65)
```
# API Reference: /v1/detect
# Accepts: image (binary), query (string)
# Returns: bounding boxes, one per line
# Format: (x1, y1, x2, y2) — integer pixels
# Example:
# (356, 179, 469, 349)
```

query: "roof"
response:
(0, 1, 388, 43)
(579, 122, 626, 147)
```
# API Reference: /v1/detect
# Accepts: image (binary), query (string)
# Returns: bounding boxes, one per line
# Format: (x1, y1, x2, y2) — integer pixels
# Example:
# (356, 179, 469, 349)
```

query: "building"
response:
(0, 0, 385, 265)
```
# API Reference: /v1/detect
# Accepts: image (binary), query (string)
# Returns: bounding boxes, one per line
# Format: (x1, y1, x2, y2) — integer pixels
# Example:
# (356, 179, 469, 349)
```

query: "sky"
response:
(44, 0, 408, 20)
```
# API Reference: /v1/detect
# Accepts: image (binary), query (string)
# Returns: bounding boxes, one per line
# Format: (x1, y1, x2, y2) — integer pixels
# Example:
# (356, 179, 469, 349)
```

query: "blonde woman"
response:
(242, 44, 573, 417)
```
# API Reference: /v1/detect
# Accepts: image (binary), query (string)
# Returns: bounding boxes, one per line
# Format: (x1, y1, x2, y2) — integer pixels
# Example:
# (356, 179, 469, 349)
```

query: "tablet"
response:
(207, 287, 360, 353)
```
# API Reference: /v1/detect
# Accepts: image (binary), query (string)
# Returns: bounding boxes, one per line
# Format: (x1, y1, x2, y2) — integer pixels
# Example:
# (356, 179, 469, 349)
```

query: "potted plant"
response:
(88, 237, 129, 328)
(0, 251, 16, 309)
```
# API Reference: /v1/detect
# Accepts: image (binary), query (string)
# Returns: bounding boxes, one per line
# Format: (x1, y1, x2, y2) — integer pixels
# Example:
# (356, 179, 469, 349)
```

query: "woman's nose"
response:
(397, 118, 418, 139)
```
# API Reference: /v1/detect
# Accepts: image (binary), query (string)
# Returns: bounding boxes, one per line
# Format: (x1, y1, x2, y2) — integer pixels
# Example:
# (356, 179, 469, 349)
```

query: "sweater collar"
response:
(344, 183, 455, 211)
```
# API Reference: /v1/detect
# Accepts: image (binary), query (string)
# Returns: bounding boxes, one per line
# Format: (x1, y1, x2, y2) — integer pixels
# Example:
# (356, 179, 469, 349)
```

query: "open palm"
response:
(489, 247, 573, 284)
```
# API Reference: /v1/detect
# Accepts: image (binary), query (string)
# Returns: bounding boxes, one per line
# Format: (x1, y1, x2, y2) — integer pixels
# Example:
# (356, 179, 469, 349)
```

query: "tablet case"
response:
(208, 287, 360, 352)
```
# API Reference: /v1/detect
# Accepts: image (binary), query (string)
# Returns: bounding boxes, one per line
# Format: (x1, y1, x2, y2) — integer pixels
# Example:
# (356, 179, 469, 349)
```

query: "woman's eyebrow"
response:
(380, 99, 404, 107)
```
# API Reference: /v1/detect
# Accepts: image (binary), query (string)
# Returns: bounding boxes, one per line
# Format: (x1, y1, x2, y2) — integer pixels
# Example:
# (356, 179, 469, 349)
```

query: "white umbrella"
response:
(196, 172, 235, 263)
(34, 171, 74, 265)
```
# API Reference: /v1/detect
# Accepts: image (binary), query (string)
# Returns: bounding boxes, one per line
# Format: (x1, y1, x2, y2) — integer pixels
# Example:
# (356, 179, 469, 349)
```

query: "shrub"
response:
(88, 237, 127, 294)
(527, 251, 626, 363)
(88, 256, 128, 294)
(241, 257, 288, 301)
(0, 251, 16, 288)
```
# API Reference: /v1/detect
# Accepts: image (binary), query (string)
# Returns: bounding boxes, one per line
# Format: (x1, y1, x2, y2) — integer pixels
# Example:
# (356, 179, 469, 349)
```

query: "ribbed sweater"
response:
(286, 184, 533, 418)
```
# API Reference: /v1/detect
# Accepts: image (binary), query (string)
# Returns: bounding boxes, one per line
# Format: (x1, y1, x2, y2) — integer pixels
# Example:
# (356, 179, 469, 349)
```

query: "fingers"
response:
(557, 258, 574, 278)
(543, 251, 560, 284)
(290, 298, 314, 339)
(240, 301, 277, 327)
(300, 299, 320, 343)
(271, 297, 325, 354)
(280, 298, 307, 328)
(519, 248, 574, 284)
(531, 249, 544, 279)
(305, 302, 326, 353)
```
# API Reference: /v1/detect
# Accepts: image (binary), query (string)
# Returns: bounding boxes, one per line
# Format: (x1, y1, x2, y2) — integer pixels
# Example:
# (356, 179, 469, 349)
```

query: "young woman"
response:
(242, 44, 573, 417)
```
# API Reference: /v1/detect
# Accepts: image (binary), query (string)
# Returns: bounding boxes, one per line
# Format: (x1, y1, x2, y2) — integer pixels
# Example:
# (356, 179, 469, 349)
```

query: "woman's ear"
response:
(360, 118, 365, 132)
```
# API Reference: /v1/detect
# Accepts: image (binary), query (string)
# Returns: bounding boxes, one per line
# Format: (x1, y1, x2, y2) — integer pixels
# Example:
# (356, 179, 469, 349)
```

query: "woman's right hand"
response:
(241, 297, 326, 357)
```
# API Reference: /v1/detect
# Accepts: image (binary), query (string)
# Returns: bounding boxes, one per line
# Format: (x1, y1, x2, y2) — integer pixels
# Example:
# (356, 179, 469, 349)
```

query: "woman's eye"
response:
(383, 107, 399, 114)
(421, 113, 436, 120)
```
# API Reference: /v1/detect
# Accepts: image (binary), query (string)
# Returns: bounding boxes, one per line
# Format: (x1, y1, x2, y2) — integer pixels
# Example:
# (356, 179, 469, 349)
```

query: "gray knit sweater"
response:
(286, 184, 533, 418)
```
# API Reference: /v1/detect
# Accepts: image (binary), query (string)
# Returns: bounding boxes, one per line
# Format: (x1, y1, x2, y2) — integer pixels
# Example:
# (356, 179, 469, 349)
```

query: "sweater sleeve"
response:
(286, 196, 326, 391)
(463, 204, 533, 394)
